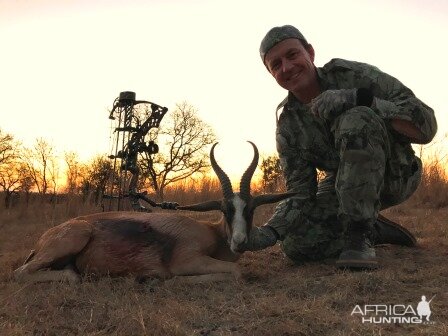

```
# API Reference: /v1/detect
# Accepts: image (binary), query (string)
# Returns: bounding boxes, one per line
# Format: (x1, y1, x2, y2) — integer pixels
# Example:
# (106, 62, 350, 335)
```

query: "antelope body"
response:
(14, 142, 294, 283)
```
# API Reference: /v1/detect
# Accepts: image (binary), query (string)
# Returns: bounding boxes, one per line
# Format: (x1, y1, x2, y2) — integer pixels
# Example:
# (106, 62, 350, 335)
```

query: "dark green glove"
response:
(311, 88, 373, 120)
(243, 225, 279, 251)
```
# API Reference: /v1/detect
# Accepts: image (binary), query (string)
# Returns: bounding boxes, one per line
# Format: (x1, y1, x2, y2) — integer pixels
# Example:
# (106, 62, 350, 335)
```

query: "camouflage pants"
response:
(280, 107, 422, 264)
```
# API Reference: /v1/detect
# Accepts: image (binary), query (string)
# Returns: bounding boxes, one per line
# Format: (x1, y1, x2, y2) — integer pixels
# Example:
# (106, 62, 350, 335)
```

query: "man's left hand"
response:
(311, 89, 357, 120)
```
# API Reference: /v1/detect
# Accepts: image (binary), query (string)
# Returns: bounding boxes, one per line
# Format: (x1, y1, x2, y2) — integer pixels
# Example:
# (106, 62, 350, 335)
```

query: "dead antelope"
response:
(14, 142, 295, 284)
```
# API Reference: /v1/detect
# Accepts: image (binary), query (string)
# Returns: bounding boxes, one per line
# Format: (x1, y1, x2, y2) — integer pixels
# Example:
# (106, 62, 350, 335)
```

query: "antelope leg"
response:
(170, 255, 241, 279)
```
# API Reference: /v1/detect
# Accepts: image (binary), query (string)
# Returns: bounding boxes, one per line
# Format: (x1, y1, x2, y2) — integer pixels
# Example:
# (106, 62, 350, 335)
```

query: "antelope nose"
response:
(231, 235, 248, 253)
(232, 232, 247, 245)
(231, 244, 244, 254)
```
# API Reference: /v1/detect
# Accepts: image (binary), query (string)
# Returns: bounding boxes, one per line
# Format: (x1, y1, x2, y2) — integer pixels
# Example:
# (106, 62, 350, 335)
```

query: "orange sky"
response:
(1, 0, 447, 180)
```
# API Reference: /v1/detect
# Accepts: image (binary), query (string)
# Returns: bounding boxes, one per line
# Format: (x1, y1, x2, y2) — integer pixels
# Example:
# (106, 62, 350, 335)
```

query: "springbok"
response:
(13, 142, 295, 284)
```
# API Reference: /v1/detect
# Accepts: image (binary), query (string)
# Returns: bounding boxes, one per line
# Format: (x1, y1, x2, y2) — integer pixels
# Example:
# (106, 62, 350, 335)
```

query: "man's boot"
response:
(336, 224, 378, 270)
(374, 214, 417, 247)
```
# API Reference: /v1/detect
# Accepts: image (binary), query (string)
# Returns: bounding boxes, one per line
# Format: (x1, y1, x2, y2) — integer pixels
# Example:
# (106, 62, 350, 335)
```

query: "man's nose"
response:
(282, 59, 294, 73)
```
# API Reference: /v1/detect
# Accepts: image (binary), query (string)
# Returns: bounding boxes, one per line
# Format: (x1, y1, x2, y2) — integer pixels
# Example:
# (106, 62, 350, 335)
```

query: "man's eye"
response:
(271, 62, 281, 71)
(288, 51, 299, 59)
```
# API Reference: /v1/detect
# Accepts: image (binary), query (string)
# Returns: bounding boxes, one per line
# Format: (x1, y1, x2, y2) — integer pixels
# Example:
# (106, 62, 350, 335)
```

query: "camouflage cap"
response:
(259, 25, 308, 63)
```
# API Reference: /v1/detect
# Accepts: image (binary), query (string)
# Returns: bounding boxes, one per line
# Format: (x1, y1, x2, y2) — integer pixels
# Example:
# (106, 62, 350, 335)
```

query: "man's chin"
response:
(286, 84, 306, 95)
(285, 78, 306, 92)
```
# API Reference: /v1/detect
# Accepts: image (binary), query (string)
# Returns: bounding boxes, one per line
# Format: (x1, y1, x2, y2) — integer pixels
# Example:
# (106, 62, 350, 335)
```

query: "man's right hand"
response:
(242, 225, 279, 251)
(310, 89, 357, 120)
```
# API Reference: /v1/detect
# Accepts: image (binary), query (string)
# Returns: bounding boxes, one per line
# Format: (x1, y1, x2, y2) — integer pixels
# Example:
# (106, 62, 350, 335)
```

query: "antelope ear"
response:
(253, 192, 297, 208)
(177, 200, 222, 212)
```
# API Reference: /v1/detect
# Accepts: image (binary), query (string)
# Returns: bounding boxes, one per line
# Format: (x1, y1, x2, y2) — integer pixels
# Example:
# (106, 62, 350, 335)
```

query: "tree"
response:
(140, 101, 217, 200)
(80, 155, 113, 204)
(22, 138, 57, 195)
(259, 154, 285, 192)
(64, 151, 84, 194)
(0, 163, 21, 208)
(49, 155, 60, 198)
(17, 163, 34, 205)
(0, 130, 21, 207)
(0, 129, 15, 165)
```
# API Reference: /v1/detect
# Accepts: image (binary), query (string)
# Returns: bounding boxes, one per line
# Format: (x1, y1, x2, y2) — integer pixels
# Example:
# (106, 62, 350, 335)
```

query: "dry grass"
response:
(1, 164, 448, 335)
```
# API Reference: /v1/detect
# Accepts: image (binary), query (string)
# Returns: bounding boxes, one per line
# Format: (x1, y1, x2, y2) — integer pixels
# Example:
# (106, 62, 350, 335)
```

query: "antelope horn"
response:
(177, 200, 222, 212)
(210, 142, 233, 199)
(239, 141, 259, 199)
(253, 192, 298, 208)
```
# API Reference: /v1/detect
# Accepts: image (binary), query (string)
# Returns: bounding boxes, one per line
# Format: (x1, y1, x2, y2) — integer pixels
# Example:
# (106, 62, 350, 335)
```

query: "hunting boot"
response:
(374, 214, 417, 247)
(336, 222, 378, 270)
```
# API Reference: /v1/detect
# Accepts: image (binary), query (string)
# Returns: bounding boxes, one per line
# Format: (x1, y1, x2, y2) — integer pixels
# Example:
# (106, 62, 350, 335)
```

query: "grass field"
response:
(1, 170, 447, 335)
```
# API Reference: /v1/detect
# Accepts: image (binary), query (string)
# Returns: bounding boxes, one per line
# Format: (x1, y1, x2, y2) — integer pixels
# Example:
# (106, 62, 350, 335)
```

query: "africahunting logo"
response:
(351, 295, 436, 324)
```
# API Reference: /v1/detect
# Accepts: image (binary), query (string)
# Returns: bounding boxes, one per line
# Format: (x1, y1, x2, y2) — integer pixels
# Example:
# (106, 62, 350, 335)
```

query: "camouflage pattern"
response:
(259, 25, 308, 62)
(267, 58, 436, 264)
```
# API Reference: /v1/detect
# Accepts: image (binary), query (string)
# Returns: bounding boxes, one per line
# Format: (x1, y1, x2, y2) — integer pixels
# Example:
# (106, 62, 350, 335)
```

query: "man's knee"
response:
(334, 107, 387, 223)
(334, 107, 388, 148)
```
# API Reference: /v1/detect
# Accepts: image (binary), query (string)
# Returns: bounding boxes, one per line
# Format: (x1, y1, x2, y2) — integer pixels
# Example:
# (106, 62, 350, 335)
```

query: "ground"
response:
(0, 201, 447, 335)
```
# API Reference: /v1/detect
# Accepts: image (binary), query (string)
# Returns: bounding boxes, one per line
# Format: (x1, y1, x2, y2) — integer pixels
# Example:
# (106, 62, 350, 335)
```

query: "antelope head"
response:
(177, 141, 296, 253)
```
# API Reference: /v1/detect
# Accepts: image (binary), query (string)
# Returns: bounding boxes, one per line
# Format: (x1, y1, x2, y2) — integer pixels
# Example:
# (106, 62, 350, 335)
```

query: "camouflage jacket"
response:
(267, 58, 437, 230)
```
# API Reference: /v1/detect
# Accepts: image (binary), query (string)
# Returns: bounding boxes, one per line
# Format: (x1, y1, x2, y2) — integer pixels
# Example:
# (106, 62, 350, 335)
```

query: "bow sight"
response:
(103, 91, 176, 211)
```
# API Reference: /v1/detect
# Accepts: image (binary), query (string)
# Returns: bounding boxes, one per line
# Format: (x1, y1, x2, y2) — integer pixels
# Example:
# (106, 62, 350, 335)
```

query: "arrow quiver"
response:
(103, 91, 176, 212)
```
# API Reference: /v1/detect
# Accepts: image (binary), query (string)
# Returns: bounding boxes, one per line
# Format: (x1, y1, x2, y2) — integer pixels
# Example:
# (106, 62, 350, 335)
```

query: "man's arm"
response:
(242, 111, 318, 252)
(367, 66, 437, 144)
(389, 119, 425, 143)
(265, 121, 318, 239)
(317, 59, 437, 144)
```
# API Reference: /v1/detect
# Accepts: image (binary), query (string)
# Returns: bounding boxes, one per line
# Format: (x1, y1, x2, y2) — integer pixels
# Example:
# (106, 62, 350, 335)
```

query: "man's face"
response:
(264, 38, 316, 95)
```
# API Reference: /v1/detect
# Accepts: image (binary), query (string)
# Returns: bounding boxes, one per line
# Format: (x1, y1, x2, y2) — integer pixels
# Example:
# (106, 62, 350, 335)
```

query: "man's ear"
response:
(306, 44, 315, 62)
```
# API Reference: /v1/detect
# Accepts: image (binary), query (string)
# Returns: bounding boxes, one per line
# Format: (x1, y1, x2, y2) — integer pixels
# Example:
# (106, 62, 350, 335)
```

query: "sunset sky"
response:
(1, 0, 447, 179)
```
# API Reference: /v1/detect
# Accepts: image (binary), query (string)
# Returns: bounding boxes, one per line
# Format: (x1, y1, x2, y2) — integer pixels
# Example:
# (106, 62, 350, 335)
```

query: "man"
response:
(242, 25, 437, 269)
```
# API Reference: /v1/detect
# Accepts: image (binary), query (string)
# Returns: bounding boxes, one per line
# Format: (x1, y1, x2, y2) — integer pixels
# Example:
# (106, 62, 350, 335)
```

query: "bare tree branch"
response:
(140, 101, 217, 200)
(21, 138, 57, 195)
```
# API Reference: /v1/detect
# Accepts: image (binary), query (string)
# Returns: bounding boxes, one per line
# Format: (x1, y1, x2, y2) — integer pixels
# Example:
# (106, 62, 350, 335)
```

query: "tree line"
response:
(1, 101, 288, 209)
(0, 102, 218, 207)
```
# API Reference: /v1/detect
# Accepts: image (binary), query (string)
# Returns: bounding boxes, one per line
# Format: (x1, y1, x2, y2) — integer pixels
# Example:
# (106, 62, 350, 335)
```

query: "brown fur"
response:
(13, 211, 241, 283)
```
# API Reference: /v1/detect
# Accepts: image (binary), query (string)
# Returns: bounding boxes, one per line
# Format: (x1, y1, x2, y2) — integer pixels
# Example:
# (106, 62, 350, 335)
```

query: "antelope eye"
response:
(228, 207, 235, 218)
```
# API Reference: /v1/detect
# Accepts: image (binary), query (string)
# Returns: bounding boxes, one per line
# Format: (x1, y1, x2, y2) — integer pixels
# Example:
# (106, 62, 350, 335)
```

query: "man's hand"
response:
(240, 225, 279, 252)
(311, 89, 357, 120)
